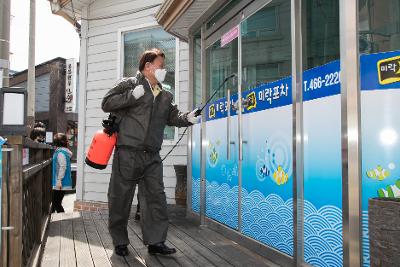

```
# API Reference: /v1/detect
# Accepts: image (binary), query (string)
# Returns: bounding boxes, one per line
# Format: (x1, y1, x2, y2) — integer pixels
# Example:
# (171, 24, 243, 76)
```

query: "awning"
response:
(47, 0, 91, 32)
(155, 0, 229, 41)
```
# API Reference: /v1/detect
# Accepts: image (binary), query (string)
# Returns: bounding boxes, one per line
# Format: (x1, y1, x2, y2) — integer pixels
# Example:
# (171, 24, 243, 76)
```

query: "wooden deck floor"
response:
(40, 206, 280, 267)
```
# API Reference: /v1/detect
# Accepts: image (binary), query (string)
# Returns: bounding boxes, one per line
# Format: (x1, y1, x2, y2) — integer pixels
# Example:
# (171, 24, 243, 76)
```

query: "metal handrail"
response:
(23, 159, 52, 181)
(1, 137, 53, 267)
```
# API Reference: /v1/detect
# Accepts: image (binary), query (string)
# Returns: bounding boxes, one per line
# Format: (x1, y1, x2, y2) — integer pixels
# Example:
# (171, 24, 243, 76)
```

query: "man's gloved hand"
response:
(56, 180, 62, 190)
(132, 85, 145, 100)
(187, 108, 201, 124)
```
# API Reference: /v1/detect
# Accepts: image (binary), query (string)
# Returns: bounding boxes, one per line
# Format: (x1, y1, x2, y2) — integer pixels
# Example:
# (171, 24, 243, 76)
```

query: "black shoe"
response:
(148, 242, 176, 255)
(115, 245, 129, 256)
(134, 212, 140, 221)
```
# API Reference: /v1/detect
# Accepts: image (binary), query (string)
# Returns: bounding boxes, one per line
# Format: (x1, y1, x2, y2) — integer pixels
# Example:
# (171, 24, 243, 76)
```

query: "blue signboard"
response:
(303, 60, 341, 101)
(205, 60, 342, 123)
(205, 77, 292, 122)
(360, 50, 400, 91)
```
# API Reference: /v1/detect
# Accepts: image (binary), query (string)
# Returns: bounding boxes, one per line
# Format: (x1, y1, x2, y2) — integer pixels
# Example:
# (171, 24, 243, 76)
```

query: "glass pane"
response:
(206, 39, 238, 102)
(193, 34, 202, 107)
(67, 122, 78, 161)
(302, 1, 342, 266)
(123, 27, 176, 140)
(303, 0, 340, 70)
(241, 5, 278, 40)
(204, 27, 239, 230)
(241, 4, 291, 88)
(359, 0, 400, 54)
(359, 1, 400, 266)
(123, 28, 176, 84)
(163, 127, 175, 140)
(240, 0, 293, 256)
(192, 32, 202, 213)
(206, 0, 241, 29)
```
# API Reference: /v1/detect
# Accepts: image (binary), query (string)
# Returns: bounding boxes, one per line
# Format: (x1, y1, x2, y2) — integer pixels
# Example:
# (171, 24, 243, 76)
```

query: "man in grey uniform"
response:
(102, 48, 199, 256)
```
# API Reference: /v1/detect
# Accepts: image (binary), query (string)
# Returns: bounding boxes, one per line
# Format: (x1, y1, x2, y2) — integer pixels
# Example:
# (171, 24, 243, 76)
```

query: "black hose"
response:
(162, 128, 188, 162)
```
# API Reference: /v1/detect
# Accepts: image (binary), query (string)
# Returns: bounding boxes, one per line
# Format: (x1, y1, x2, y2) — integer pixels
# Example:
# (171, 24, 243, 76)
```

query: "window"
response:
(122, 27, 177, 140)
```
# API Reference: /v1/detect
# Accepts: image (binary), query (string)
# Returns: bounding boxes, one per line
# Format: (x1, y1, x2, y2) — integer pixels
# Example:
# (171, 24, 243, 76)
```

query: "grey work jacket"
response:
(101, 72, 191, 152)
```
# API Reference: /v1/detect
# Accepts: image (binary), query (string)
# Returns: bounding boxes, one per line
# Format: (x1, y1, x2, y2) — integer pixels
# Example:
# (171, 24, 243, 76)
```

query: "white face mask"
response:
(154, 68, 167, 83)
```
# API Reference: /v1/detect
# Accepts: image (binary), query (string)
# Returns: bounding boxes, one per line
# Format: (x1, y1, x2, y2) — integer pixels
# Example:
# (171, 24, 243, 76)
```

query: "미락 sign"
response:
(378, 55, 400, 85)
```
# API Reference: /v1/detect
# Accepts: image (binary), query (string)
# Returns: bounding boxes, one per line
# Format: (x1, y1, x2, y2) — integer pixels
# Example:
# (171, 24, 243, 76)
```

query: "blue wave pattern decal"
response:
(206, 181, 238, 229)
(303, 201, 343, 267)
(362, 211, 370, 267)
(242, 189, 343, 266)
(192, 177, 200, 213)
(200, 180, 344, 265)
(241, 190, 294, 256)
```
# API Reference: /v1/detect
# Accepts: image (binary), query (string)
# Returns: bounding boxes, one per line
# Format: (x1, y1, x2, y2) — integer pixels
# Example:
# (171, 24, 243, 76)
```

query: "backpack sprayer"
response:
(85, 73, 237, 169)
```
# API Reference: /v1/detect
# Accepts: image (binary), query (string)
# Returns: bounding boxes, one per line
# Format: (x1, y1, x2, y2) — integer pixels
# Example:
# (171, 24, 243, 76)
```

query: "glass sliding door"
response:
(240, 0, 294, 256)
(359, 1, 400, 266)
(204, 37, 240, 229)
(302, 1, 343, 266)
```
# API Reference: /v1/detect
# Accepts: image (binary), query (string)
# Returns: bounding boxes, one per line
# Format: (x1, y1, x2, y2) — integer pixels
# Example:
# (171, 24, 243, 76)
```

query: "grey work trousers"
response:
(108, 147, 168, 246)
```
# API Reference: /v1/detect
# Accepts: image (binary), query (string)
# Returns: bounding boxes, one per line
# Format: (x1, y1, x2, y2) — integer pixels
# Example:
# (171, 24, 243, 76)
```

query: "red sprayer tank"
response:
(85, 130, 117, 170)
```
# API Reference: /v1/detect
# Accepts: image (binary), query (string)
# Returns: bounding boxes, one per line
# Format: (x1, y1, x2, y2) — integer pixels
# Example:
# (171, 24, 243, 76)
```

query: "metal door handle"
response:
(238, 94, 243, 161)
(227, 89, 231, 160)
(240, 140, 248, 161)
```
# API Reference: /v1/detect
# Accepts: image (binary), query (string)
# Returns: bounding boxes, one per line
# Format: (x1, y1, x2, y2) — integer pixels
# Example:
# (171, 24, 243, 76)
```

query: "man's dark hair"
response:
(30, 127, 46, 142)
(138, 48, 165, 72)
(53, 133, 68, 148)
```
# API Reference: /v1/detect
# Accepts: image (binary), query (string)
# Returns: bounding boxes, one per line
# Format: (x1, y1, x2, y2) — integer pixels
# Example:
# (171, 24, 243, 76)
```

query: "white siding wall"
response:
(14, 73, 50, 112)
(79, 0, 189, 204)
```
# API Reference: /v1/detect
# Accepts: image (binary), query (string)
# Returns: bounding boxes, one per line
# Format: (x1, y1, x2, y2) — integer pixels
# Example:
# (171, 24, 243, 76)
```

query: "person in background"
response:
(34, 121, 46, 129)
(30, 122, 46, 143)
(51, 133, 73, 213)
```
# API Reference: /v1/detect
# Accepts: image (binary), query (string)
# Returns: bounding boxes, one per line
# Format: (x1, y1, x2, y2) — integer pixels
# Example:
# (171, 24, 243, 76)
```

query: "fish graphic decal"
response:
(366, 165, 390, 180)
(260, 164, 270, 177)
(272, 166, 289, 185)
(209, 148, 218, 165)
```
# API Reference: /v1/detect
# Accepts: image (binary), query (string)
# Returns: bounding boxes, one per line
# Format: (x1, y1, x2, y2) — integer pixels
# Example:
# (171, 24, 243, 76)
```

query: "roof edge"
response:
(155, 0, 194, 32)
(10, 57, 67, 78)
(48, 0, 81, 32)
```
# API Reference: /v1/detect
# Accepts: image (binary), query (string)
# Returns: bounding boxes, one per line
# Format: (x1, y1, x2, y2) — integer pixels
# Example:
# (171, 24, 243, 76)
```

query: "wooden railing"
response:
(1, 136, 53, 267)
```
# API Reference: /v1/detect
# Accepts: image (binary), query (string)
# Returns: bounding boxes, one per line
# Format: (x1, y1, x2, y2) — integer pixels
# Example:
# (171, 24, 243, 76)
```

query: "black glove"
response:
(102, 114, 119, 136)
